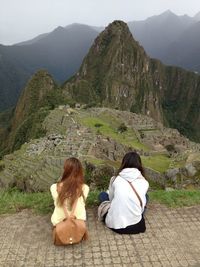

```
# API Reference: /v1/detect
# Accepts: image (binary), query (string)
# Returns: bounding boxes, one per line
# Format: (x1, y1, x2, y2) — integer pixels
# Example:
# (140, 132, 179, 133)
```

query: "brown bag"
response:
(53, 197, 89, 246)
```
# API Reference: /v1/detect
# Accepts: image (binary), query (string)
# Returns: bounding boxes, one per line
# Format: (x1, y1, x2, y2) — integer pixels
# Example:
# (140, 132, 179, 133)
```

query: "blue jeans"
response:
(98, 192, 110, 223)
(98, 192, 109, 203)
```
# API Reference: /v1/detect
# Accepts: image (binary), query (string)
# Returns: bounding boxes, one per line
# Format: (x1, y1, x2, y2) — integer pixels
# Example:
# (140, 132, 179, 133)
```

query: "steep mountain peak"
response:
(53, 26, 65, 32)
(12, 69, 56, 127)
(63, 20, 164, 120)
(63, 19, 200, 142)
(87, 20, 139, 56)
(138, 10, 179, 27)
(103, 20, 130, 34)
(160, 9, 176, 17)
(2, 69, 61, 153)
(50, 26, 66, 36)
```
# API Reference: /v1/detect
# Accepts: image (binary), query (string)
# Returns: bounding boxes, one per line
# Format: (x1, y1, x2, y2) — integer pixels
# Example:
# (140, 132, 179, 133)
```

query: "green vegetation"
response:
(79, 116, 149, 151)
(142, 154, 172, 173)
(0, 188, 101, 215)
(86, 190, 101, 206)
(162, 70, 200, 143)
(12, 107, 49, 151)
(0, 188, 53, 215)
(149, 190, 200, 207)
(0, 188, 200, 215)
(117, 123, 127, 133)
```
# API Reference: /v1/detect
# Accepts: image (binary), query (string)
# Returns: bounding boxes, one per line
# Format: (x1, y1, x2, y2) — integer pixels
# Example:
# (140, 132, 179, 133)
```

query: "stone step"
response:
(44, 164, 63, 175)
(31, 173, 51, 191)
(45, 157, 66, 167)
(7, 158, 41, 171)
(47, 157, 65, 167)
(33, 171, 54, 187)
(41, 167, 61, 181)
(20, 157, 43, 167)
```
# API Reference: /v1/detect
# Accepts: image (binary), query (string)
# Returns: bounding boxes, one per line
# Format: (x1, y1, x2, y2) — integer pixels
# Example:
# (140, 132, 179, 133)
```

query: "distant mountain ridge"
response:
(163, 21, 200, 71)
(128, 10, 196, 59)
(1, 10, 200, 112)
(0, 24, 99, 111)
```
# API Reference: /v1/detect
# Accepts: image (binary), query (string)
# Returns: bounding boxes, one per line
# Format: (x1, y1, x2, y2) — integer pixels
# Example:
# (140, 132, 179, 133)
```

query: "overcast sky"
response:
(1, 0, 200, 45)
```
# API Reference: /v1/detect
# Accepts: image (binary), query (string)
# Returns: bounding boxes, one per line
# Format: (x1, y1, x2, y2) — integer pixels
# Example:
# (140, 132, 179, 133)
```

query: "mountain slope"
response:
(0, 70, 66, 155)
(0, 48, 30, 111)
(63, 21, 163, 121)
(63, 20, 200, 142)
(0, 24, 99, 111)
(163, 21, 200, 72)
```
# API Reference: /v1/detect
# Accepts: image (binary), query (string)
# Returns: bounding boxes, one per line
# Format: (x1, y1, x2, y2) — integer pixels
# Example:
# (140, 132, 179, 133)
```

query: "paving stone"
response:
(0, 204, 200, 267)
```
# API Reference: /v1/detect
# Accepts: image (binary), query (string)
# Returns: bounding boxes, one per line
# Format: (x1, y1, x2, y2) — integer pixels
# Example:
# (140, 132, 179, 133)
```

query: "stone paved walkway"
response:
(0, 204, 200, 267)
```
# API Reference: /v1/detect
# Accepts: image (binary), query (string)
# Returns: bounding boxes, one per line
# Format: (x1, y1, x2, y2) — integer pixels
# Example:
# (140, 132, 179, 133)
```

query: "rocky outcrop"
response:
(165, 161, 200, 189)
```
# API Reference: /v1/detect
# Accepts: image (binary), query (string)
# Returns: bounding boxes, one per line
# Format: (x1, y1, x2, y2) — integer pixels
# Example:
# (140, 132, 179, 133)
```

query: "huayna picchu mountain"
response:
(63, 20, 200, 142)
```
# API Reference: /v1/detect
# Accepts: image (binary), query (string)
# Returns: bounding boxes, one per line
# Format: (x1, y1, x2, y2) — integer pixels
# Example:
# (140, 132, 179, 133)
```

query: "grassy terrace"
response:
(78, 115, 150, 151)
(141, 154, 172, 173)
(77, 113, 184, 173)
(1, 188, 200, 215)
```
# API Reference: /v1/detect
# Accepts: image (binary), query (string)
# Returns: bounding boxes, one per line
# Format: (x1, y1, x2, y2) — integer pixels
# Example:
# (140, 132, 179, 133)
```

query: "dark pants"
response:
(111, 216, 146, 234)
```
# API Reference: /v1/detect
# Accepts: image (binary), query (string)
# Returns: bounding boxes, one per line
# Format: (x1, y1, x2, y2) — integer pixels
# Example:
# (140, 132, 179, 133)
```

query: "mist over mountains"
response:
(0, 24, 99, 111)
(0, 10, 200, 112)
(130, 10, 200, 71)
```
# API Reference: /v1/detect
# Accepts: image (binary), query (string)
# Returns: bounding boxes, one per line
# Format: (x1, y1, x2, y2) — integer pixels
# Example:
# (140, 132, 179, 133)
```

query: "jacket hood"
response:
(118, 168, 141, 182)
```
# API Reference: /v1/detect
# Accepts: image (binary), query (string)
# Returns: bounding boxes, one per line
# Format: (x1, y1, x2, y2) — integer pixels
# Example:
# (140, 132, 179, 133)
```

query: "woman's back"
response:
(50, 183, 89, 226)
(105, 168, 149, 229)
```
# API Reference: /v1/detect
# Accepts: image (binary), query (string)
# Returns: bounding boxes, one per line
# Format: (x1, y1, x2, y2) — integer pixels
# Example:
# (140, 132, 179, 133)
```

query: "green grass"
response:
(0, 188, 53, 215)
(86, 190, 100, 206)
(142, 154, 172, 173)
(79, 116, 149, 151)
(149, 190, 200, 207)
(0, 188, 200, 215)
(0, 188, 101, 215)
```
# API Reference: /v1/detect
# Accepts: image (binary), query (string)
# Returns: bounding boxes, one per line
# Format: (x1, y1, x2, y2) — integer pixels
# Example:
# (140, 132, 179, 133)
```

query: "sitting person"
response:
(99, 151, 149, 234)
(50, 157, 89, 227)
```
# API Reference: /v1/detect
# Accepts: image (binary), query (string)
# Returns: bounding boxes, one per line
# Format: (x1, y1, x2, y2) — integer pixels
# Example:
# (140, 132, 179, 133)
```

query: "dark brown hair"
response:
(118, 151, 145, 177)
(57, 157, 84, 207)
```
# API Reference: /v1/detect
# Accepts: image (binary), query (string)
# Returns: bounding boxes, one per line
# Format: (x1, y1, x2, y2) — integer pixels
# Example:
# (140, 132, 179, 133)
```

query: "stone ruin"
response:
(0, 106, 200, 192)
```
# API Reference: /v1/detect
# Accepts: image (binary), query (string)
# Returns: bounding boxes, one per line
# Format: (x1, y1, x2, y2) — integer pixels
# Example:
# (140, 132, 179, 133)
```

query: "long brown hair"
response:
(57, 157, 84, 207)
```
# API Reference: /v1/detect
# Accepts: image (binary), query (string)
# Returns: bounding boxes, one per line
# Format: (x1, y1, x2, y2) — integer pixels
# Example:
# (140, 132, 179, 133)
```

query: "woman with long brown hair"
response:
(50, 157, 89, 226)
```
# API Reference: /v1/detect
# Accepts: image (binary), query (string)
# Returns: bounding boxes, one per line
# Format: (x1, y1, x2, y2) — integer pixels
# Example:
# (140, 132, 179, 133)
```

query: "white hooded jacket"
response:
(105, 168, 149, 229)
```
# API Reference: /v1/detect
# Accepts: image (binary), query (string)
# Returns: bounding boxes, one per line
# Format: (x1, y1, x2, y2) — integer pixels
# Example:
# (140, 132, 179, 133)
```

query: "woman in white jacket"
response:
(99, 151, 149, 234)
